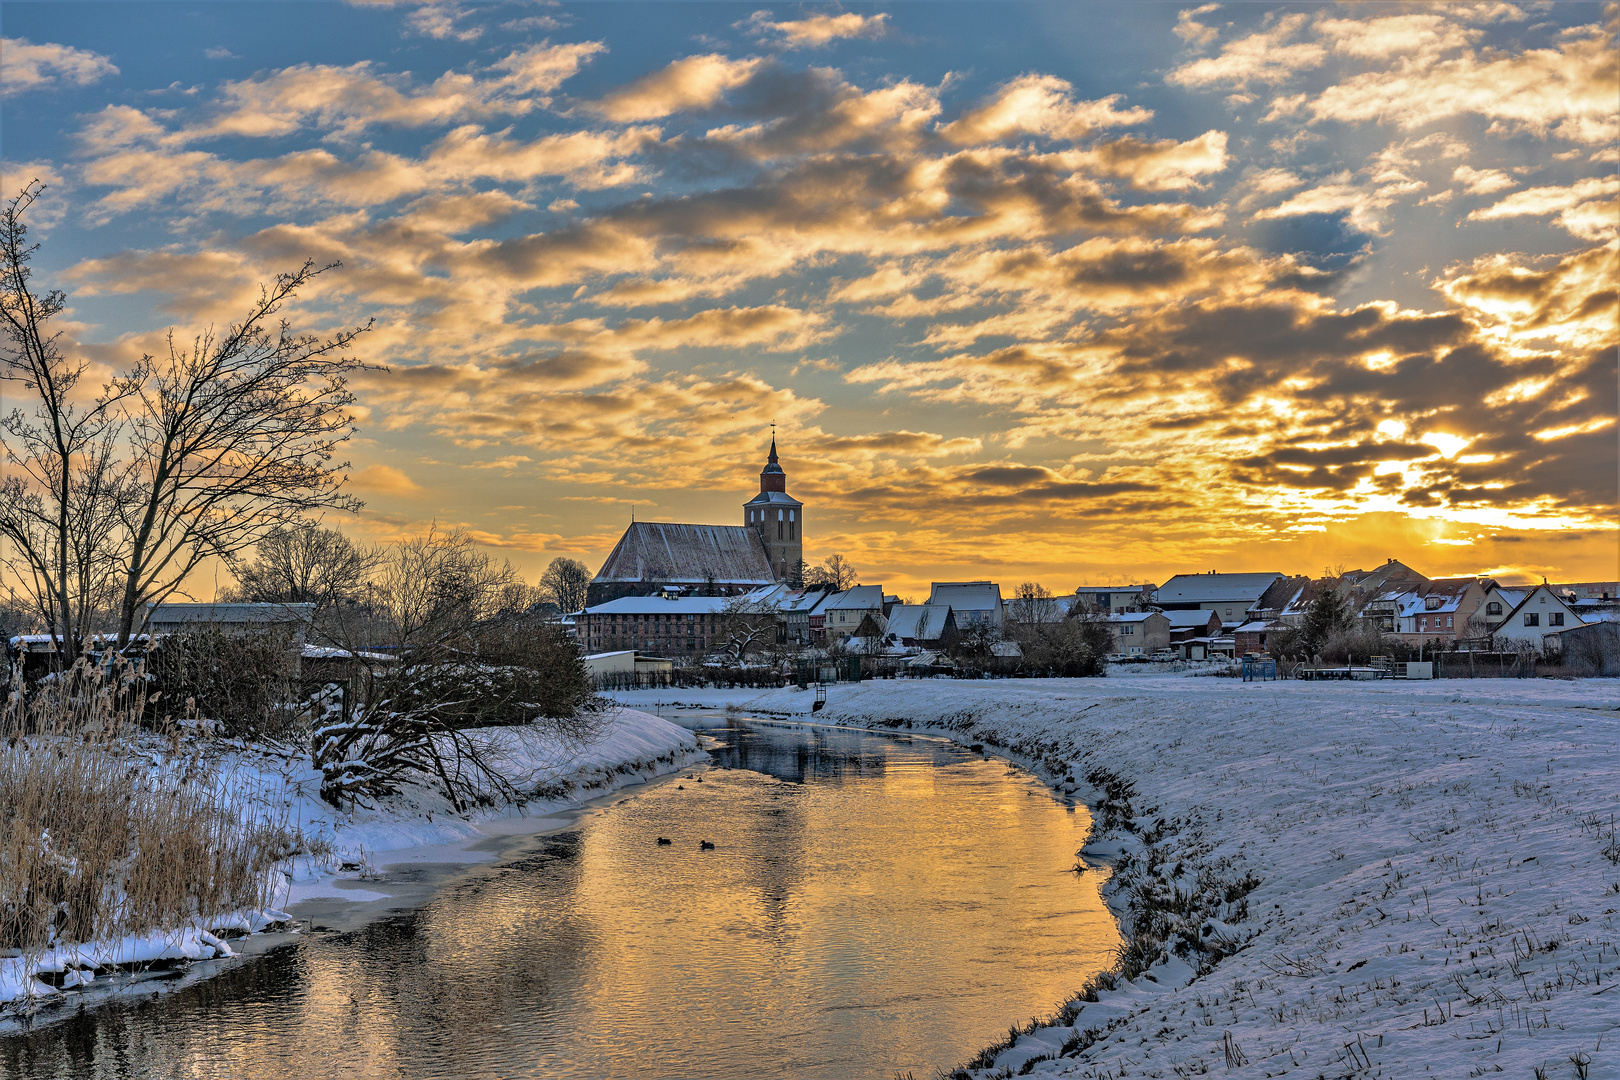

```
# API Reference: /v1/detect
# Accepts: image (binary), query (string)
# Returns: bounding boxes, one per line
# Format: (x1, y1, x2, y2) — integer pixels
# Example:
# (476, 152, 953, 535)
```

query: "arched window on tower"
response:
(777, 508, 783, 539)
(789, 508, 795, 539)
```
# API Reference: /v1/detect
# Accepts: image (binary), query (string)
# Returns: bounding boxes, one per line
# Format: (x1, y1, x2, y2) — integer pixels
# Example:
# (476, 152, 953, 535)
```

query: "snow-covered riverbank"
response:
(615, 678, 1620, 1078)
(1, 706, 701, 1010)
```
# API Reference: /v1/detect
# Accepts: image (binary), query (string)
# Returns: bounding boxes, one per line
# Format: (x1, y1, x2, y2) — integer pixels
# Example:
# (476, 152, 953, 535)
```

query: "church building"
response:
(585, 438, 804, 606)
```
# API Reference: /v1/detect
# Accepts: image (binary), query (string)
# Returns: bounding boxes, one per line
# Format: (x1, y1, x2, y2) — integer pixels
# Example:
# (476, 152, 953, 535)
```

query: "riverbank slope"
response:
(1, 706, 702, 1009)
(616, 678, 1620, 1078)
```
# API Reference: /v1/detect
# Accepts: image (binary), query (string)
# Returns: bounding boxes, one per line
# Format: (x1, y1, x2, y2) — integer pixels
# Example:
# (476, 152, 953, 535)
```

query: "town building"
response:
(1163, 609, 1223, 641)
(1337, 559, 1427, 605)
(885, 603, 956, 648)
(1555, 581, 1620, 602)
(742, 582, 833, 647)
(928, 581, 1004, 631)
(1103, 611, 1171, 656)
(1490, 584, 1587, 654)
(1474, 582, 1529, 636)
(573, 593, 732, 658)
(587, 438, 803, 605)
(583, 650, 675, 686)
(1392, 577, 1492, 647)
(1153, 572, 1285, 627)
(145, 602, 316, 644)
(1071, 585, 1155, 615)
(1231, 620, 1273, 658)
(822, 585, 886, 643)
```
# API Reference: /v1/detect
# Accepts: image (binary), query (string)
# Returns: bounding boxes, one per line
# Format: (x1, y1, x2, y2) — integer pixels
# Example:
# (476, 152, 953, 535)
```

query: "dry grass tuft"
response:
(1, 661, 293, 974)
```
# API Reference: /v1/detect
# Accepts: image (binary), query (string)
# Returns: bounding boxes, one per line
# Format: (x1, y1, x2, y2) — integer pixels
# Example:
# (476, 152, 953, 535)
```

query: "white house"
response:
(822, 585, 886, 642)
(1474, 582, 1528, 634)
(1491, 584, 1586, 654)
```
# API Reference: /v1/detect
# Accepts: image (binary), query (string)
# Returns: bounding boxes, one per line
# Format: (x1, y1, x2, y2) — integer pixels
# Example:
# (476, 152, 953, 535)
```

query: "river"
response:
(1, 715, 1119, 1079)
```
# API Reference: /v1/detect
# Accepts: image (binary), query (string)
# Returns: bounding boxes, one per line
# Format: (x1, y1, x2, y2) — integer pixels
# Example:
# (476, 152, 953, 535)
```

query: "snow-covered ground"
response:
(2, 706, 701, 1009)
(618, 678, 1620, 1079)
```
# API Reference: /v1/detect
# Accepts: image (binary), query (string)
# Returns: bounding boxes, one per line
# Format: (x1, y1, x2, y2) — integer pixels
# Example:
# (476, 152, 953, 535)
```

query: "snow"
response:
(2, 706, 701, 1009)
(620, 677, 1620, 1078)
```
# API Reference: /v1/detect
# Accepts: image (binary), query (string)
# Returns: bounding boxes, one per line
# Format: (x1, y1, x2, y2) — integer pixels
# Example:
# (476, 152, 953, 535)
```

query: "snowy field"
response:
(1, 706, 701, 1008)
(618, 678, 1620, 1079)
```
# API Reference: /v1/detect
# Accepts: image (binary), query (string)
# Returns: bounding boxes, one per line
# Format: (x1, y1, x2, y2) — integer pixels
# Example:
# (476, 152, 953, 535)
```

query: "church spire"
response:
(759, 430, 785, 491)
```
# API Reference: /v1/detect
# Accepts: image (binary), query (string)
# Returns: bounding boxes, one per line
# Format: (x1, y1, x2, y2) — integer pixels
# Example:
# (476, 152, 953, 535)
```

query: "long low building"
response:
(574, 594, 734, 657)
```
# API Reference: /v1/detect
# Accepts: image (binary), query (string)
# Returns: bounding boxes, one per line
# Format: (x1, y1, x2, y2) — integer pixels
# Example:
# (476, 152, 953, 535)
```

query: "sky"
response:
(1, 1, 1616, 596)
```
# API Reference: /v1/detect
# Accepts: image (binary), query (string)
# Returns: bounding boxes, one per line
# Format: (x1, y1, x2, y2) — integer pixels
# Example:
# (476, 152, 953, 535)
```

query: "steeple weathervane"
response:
(759, 427, 785, 490)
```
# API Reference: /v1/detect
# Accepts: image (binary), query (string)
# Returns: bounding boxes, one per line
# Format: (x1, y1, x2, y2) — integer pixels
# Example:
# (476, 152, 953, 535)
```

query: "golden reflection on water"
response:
(1, 721, 1120, 1080)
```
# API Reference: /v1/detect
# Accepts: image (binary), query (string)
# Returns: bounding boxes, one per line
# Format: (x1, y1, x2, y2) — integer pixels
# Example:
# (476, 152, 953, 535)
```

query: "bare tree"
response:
(538, 556, 591, 614)
(311, 528, 601, 810)
(0, 183, 136, 665)
(110, 260, 373, 646)
(806, 553, 857, 591)
(369, 527, 521, 650)
(1008, 581, 1058, 625)
(717, 593, 777, 661)
(226, 523, 381, 611)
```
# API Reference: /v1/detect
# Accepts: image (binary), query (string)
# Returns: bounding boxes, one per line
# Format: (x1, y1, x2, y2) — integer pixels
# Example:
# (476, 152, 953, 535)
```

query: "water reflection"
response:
(1, 719, 1119, 1079)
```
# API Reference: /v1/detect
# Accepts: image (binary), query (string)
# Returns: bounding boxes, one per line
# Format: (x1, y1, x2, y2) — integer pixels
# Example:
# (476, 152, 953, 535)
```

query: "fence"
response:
(594, 668, 789, 691)
(1431, 652, 1538, 679)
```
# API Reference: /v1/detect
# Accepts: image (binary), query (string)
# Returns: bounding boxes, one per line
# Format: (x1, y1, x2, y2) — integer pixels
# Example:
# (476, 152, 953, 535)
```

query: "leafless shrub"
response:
(141, 625, 301, 741)
(311, 530, 605, 810)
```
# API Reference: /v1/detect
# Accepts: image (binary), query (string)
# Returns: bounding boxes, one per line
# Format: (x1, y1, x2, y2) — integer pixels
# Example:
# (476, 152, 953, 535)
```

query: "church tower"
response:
(743, 436, 803, 583)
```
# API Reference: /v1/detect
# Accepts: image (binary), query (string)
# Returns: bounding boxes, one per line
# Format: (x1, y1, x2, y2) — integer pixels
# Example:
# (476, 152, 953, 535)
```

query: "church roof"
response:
(593, 522, 776, 586)
(744, 490, 802, 507)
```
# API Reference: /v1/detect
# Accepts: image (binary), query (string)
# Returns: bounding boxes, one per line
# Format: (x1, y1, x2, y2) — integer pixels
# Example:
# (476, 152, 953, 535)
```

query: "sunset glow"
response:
(3, 1, 1615, 594)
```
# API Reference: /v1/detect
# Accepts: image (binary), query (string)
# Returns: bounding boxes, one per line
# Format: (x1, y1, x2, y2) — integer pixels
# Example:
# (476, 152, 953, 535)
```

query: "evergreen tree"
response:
(1301, 583, 1349, 655)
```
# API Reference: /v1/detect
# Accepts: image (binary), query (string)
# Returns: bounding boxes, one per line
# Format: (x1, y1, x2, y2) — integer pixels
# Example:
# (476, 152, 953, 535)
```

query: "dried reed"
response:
(1, 661, 293, 981)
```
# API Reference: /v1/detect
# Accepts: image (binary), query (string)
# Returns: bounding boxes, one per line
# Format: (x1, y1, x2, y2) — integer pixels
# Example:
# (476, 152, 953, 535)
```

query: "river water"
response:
(1, 716, 1119, 1079)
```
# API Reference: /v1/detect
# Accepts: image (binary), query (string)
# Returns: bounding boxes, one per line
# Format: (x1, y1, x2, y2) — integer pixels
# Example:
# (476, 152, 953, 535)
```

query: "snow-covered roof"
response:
(582, 595, 733, 616)
(927, 581, 1002, 612)
(824, 584, 885, 610)
(1231, 620, 1272, 633)
(886, 604, 928, 640)
(742, 490, 803, 508)
(1154, 573, 1283, 605)
(1161, 609, 1221, 628)
(301, 644, 392, 661)
(1498, 585, 1584, 628)
(1105, 611, 1158, 623)
(147, 602, 315, 625)
(1397, 590, 1468, 617)
(591, 522, 775, 586)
